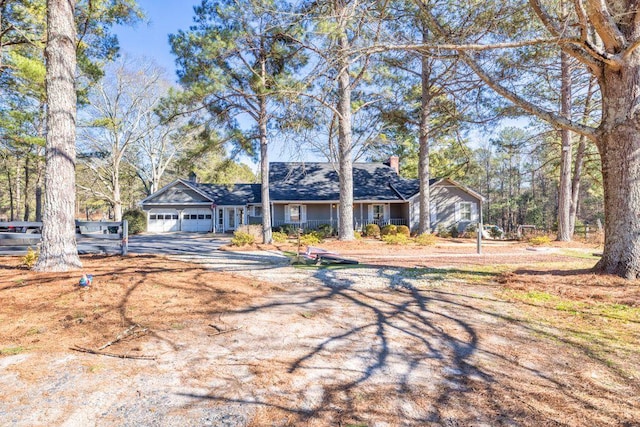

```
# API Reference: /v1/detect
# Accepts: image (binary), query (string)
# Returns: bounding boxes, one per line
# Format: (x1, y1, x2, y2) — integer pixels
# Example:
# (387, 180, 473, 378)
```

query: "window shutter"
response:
(471, 202, 478, 221)
(384, 204, 390, 220)
(368, 205, 373, 221)
(455, 202, 460, 221)
(284, 205, 291, 222)
(301, 205, 307, 223)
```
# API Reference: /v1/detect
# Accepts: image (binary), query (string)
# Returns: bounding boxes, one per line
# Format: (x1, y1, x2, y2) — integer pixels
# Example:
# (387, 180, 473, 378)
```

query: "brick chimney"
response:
(388, 156, 399, 174)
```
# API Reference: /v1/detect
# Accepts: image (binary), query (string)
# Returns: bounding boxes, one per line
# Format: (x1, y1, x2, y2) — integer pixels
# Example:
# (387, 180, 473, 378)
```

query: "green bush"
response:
(448, 224, 460, 238)
(123, 209, 147, 234)
(300, 231, 323, 246)
(381, 224, 397, 236)
(316, 223, 334, 237)
(364, 223, 381, 238)
(231, 230, 255, 246)
(397, 225, 410, 237)
(275, 224, 300, 236)
(354, 231, 362, 240)
(271, 231, 288, 243)
(436, 224, 451, 238)
(382, 234, 409, 245)
(414, 233, 437, 246)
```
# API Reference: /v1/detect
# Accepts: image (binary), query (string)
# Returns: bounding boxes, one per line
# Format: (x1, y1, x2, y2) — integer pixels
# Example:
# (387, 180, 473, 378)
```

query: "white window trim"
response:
(458, 201, 473, 221)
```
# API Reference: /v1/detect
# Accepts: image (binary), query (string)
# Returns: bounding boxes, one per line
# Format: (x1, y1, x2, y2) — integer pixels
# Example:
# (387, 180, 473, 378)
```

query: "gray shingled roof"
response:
(268, 162, 423, 201)
(187, 182, 262, 205)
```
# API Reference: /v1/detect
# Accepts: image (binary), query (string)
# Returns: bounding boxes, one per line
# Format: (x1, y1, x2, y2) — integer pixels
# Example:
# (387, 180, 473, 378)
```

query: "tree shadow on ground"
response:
(174, 262, 638, 426)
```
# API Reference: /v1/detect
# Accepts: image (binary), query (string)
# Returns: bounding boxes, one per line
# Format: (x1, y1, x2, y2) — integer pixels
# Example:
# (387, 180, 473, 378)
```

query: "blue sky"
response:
(114, 0, 307, 168)
(114, 0, 201, 81)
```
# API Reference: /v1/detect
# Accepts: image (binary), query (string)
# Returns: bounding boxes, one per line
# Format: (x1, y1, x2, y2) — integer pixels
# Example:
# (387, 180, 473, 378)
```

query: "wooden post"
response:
(121, 220, 128, 256)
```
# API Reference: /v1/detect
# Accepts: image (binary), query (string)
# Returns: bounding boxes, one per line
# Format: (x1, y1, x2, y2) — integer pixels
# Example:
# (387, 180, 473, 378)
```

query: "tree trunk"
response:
(23, 153, 31, 221)
(5, 162, 14, 221)
(418, 24, 431, 235)
(15, 156, 21, 220)
(337, 29, 354, 241)
(35, 0, 81, 272)
(569, 134, 586, 233)
(259, 100, 272, 244)
(569, 78, 595, 234)
(557, 48, 573, 241)
(113, 169, 122, 221)
(594, 59, 640, 279)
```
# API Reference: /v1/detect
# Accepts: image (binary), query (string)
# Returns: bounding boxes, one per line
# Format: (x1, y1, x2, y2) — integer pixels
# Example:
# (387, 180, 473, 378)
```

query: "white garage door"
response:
(148, 210, 179, 233)
(181, 208, 213, 232)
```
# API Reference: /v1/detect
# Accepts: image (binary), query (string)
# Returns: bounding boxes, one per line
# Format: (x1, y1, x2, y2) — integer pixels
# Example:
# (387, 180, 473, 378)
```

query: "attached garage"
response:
(141, 179, 261, 234)
(148, 209, 179, 233)
(181, 208, 213, 232)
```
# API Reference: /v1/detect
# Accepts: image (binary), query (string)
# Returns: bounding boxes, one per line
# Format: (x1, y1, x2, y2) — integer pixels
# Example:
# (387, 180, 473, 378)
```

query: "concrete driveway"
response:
(127, 232, 229, 255)
(128, 232, 289, 272)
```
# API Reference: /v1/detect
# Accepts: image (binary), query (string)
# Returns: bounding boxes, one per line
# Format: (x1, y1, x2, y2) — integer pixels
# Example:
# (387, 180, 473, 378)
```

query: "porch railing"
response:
(273, 218, 407, 232)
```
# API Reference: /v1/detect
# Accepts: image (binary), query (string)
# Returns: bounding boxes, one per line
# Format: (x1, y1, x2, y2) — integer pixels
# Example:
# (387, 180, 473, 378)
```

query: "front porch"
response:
(270, 201, 410, 233)
(272, 218, 407, 233)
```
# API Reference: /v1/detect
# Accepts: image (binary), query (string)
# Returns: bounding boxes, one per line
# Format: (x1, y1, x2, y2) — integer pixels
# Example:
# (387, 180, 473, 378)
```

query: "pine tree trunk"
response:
(557, 49, 573, 241)
(594, 59, 640, 278)
(34, 0, 81, 272)
(259, 100, 272, 244)
(337, 29, 354, 241)
(418, 25, 431, 235)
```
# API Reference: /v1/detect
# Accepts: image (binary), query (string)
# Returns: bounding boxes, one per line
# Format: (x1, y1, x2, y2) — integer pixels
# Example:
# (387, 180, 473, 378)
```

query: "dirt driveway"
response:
(1, 239, 638, 426)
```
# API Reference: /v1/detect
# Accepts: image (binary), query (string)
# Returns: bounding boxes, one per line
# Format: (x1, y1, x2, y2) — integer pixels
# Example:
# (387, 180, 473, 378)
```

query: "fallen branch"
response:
(70, 345, 156, 360)
(208, 325, 244, 336)
(98, 324, 148, 350)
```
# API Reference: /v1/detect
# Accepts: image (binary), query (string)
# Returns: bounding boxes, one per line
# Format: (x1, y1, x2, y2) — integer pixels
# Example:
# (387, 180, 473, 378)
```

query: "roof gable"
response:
(142, 181, 213, 204)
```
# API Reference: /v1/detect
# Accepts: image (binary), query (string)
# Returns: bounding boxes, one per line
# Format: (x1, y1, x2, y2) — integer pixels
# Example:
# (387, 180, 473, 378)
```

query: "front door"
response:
(226, 207, 236, 230)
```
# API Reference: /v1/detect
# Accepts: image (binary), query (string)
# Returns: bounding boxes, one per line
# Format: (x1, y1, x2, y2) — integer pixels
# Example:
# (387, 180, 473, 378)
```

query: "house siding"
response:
(147, 183, 209, 204)
(430, 183, 480, 231)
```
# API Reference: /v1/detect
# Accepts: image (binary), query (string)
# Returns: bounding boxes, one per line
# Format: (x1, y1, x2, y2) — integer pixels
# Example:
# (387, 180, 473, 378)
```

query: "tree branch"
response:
(417, 2, 598, 141)
(584, 0, 626, 52)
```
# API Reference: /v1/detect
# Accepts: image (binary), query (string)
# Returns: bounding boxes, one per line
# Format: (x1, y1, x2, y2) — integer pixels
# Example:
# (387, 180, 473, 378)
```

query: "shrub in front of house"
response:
(364, 223, 381, 238)
(316, 223, 334, 238)
(397, 225, 410, 237)
(354, 231, 362, 239)
(382, 233, 409, 245)
(381, 224, 397, 236)
(414, 233, 437, 246)
(448, 224, 460, 238)
(300, 231, 323, 246)
(122, 209, 146, 234)
(436, 224, 450, 238)
(275, 224, 299, 236)
(271, 231, 288, 243)
(231, 230, 255, 246)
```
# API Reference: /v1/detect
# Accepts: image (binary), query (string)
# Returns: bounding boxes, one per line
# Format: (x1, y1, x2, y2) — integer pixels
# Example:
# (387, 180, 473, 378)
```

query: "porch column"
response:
(330, 203, 333, 229)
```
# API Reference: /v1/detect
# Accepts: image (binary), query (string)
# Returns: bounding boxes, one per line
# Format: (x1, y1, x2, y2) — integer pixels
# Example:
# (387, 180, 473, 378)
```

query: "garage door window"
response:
(150, 214, 157, 220)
